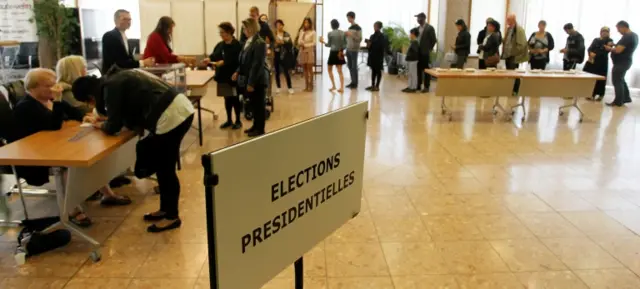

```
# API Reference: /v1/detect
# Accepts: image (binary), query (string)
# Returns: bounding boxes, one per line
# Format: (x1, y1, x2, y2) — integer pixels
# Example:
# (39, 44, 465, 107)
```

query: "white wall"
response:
(204, 0, 237, 54)
(79, 0, 142, 39)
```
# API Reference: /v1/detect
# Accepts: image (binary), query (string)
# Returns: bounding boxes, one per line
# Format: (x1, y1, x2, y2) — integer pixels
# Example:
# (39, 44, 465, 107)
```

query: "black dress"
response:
(583, 37, 613, 97)
(210, 38, 242, 97)
(367, 31, 387, 71)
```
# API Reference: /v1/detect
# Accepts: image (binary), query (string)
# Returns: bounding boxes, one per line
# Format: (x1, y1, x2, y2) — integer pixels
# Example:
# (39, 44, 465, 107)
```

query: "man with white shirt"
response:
(101, 9, 154, 73)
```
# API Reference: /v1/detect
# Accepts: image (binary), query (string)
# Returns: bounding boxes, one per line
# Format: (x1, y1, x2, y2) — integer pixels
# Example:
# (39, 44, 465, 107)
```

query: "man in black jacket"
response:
(415, 12, 437, 93)
(240, 6, 274, 45)
(452, 19, 471, 68)
(72, 68, 194, 233)
(101, 9, 154, 73)
(560, 23, 585, 71)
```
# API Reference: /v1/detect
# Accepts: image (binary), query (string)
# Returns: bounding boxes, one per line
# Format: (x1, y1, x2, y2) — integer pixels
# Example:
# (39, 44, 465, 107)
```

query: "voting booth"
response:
(201, 101, 368, 289)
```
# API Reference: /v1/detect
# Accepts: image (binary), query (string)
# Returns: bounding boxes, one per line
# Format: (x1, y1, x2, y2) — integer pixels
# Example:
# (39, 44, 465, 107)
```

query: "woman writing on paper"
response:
(143, 16, 195, 66)
(203, 22, 243, 130)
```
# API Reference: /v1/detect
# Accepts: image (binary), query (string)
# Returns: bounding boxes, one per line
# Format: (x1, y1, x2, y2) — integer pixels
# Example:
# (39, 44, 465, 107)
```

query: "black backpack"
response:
(17, 217, 71, 258)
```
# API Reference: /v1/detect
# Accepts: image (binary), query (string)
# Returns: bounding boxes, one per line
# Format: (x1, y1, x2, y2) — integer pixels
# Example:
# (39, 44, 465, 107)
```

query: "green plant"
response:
(30, 0, 78, 62)
(382, 24, 410, 52)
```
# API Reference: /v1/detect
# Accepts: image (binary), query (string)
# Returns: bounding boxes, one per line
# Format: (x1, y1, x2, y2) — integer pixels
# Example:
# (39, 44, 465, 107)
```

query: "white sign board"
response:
(205, 101, 368, 289)
(0, 0, 37, 42)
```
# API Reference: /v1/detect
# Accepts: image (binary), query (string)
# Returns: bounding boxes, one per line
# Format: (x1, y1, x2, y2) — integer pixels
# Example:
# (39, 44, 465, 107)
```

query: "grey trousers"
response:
(346, 50, 359, 85)
(407, 61, 418, 89)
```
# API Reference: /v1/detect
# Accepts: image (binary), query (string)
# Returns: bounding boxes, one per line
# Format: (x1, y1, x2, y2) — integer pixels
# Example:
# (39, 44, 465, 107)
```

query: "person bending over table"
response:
(72, 67, 194, 233)
(143, 16, 195, 66)
(13, 69, 132, 227)
(203, 22, 243, 130)
(233, 18, 268, 138)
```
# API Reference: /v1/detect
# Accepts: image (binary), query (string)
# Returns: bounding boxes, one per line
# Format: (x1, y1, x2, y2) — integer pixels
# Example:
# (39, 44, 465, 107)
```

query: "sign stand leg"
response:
(294, 257, 304, 289)
(202, 155, 220, 289)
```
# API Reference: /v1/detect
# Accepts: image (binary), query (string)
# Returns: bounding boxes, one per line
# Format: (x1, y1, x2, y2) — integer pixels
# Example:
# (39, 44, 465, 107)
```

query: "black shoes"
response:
(244, 127, 255, 133)
(402, 88, 416, 93)
(248, 130, 265, 137)
(220, 121, 233, 129)
(232, 121, 242, 130)
(420, 88, 430, 93)
(365, 86, 373, 91)
(109, 176, 131, 188)
(147, 219, 182, 233)
(347, 83, 357, 89)
(606, 102, 624, 107)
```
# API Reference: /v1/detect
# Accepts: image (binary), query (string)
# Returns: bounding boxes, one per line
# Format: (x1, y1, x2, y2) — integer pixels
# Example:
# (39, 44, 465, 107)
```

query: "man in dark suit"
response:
(415, 12, 437, 93)
(240, 6, 274, 45)
(101, 9, 154, 73)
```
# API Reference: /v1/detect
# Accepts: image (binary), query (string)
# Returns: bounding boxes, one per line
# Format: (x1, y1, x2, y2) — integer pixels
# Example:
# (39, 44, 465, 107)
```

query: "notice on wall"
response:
(204, 101, 368, 289)
(0, 0, 37, 42)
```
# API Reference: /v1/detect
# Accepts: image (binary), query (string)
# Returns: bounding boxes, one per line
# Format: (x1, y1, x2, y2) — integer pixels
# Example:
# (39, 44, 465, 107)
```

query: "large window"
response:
(521, 0, 640, 88)
(469, 0, 506, 56)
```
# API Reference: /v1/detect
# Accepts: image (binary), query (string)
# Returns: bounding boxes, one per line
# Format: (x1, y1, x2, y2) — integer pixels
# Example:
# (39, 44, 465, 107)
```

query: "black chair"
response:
(14, 42, 39, 69)
(4, 80, 26, 107)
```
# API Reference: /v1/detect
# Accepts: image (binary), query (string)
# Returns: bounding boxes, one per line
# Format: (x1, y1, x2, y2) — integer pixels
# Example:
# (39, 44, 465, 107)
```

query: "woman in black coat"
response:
(366, 21, 387, 92)
(204, 22, 243, 129)
(233, 18, 268, 137)
(477, 18, 502, 69)
(273, 19, 295, 94)
(478, 20, 502, 68)
(528, 20, 555, 70)
(584, 26, 614, 101)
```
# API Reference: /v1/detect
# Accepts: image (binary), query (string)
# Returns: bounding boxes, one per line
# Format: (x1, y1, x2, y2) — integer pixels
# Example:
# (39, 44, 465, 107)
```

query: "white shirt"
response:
(120, 30, 129, 53)
(298, 30, 316, 48)
(155, 93, 195, 134)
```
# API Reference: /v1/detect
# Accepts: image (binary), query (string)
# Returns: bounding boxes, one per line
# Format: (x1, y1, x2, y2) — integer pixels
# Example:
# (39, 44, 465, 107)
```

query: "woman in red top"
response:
(143, 16, 190, 64)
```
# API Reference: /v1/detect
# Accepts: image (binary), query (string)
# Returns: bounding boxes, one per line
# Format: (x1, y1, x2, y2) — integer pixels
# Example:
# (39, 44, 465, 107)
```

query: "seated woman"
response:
(56, 55, 93, 115)
(143, 16, 194, 66)
(13, 69, 131, 227)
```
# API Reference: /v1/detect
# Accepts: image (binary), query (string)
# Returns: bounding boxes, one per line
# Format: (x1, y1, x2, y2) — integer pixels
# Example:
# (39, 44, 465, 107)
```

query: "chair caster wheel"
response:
(441, 110, 446, 115)
(213, 115, 219, 120)
(559, 111, 564, 116)
(579, 118, 583, 123)
(90, 251, 101, 262)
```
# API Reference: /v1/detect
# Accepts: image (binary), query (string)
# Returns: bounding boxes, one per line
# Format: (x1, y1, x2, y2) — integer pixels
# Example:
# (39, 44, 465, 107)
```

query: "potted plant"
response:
(30, 0, 79, 68)
(382, 24, 410, 75)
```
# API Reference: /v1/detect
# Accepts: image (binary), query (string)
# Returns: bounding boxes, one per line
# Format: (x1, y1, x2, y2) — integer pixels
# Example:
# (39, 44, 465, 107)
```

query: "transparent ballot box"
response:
(141, 63, 187, 93)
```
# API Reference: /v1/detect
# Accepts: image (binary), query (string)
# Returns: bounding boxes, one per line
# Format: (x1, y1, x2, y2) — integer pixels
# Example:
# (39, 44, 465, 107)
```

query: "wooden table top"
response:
(187, 70, 215, 88)
(0, 122, 136, 167)
(425, 69, 605, 80)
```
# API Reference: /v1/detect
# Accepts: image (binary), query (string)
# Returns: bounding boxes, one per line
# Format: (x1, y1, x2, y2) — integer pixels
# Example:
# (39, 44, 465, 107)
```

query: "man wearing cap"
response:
(415, 12, 437, 93)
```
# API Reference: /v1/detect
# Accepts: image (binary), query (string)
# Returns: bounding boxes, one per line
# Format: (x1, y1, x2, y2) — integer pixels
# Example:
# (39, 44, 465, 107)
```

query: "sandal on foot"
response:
(69, 213, 92, 228)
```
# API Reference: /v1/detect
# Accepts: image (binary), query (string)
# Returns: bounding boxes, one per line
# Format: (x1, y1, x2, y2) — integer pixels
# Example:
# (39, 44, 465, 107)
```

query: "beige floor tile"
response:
(490, 239, 567, 272)
(574, 269, 640, 289)
(534, 192, 597, 212)
(422, 215, 484, 241)
(605, 210, 640, 235)
(515, 271, 588, 289)
(366, 195, 418, 217)
(13, 242, 94, 278)
(325, 243, 389, 277)
(437, 241, 510, 274)
(327, 277, 394, 289)
(392, 275, 460, 289)
(593, 236, 640, 276)
(540, 238, 623, 270)
(327, 211, 378, 243)
(457, 195, 510, 214)
(473, 214, 535, 240)
(0, 277, 68, 289)
(127, 278, 197, 289)
(573, 191, 638, 211)
(258, 277, 328, 289)
(455, 273, 524, 289)
(381, 242, 448, 275)
(134, 243, 207, 278)
(561, 211, 634, 237)
(441, 178, 492, 195)
(502, 194, 554, 213)
(75, 240, 155, 278)
(373, 215, 432, 242)
(364, 184, 406, 196)
(515, 213, 585, 238)
(409, 194, 465, 216)
(268, 244, 327, 278)
(64, 278, 132, 289)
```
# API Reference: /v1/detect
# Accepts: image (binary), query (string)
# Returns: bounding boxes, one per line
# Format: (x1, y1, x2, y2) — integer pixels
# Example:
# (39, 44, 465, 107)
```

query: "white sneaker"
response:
(288, 88, 294, 95)
(275, 88, 281, 95)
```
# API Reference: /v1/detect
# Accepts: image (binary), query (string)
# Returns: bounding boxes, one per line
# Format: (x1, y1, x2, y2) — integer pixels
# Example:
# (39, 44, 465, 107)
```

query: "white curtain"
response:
(522, 0, 640, 88)
(323, 0, 429, 43)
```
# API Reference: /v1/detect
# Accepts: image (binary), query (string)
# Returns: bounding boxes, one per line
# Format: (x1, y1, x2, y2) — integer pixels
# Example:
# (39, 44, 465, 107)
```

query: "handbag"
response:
(134, 136, 157, 179)
(486, 53, 500, 66)
(445, 52, 458, 63)
(338, 50, 345, 61)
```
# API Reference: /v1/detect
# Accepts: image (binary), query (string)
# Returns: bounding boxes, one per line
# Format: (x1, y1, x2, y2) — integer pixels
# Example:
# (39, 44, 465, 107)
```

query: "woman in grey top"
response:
(320, 19, 347, 92)
(528, 20, 555, 70)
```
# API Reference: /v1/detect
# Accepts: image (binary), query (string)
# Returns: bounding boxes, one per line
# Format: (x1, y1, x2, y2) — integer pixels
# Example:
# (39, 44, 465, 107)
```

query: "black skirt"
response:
(328, 50, 346, 65)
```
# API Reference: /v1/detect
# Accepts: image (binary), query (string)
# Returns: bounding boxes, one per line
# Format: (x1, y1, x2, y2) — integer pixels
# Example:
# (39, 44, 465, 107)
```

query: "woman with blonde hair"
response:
(56, 55, 93, 115)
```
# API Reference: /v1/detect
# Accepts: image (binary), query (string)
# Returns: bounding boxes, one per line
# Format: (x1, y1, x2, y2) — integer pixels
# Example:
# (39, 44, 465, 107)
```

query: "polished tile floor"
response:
(2, 71, 640, 288)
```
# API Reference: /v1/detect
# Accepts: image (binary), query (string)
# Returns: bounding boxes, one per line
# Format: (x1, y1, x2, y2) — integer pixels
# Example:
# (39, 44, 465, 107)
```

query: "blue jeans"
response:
(346, 50, 359, 85)
(612, 62, 632, 105)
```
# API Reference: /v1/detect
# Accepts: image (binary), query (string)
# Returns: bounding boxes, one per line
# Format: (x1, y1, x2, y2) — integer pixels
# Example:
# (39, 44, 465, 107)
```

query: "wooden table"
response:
(186, 70, 216, 146)
(425, 69, 605, 122)
(0, 122, 137, 261)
